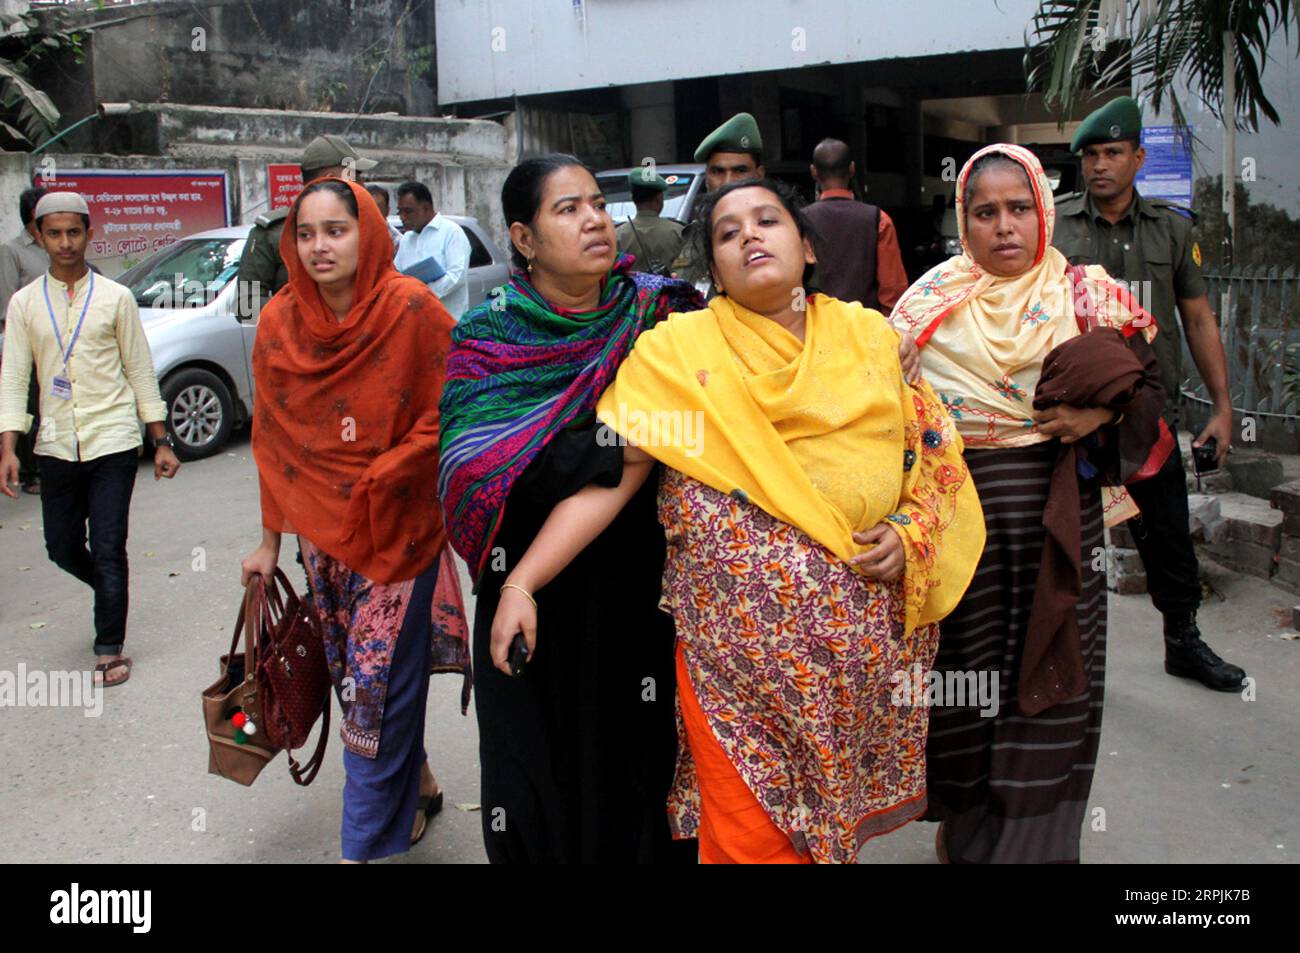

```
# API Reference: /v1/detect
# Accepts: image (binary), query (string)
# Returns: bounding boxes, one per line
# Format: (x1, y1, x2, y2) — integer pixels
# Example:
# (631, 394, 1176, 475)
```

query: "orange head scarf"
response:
(252, 177, 456, 583)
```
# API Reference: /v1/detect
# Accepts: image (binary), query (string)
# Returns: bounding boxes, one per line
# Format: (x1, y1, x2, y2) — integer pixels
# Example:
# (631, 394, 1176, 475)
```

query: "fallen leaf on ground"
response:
(455, 803, 481, 812)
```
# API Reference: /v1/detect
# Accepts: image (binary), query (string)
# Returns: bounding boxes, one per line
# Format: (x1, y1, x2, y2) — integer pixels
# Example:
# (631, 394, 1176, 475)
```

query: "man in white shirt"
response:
(0, 192, 181, 688)
(393, 181, 471, 319)
(0, 187, 50, 320)
(364, 184, 402, 255)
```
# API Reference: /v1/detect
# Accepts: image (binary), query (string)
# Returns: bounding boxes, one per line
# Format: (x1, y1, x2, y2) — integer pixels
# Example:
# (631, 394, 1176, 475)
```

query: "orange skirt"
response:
(675, 645, 812, 865)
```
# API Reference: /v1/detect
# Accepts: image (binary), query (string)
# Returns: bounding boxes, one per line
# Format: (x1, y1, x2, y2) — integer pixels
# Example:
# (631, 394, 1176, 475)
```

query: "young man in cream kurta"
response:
(0, 192, 181, 687)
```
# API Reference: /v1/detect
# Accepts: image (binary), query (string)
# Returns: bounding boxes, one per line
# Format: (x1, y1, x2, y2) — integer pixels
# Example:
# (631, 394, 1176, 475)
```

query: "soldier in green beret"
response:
(1054, 96, 1245, 692)
(235, 135, 378, 318)
(672, 113, 765, 289)
(615, 168, 685, 276)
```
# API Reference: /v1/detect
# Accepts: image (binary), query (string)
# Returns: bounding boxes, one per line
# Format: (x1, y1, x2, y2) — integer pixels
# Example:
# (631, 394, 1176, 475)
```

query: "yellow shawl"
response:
(595, 293, 985, 633)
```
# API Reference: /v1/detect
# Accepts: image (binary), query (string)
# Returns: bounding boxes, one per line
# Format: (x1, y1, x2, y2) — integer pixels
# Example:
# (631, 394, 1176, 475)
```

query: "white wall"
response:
(0, 153, 33, 241)
(436, 0, 1041, 103)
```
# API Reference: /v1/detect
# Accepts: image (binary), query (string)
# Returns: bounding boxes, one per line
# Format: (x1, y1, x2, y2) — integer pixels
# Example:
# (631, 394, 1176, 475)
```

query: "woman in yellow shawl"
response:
(890, 143, 1166, 864)
(487, 178, 984, 864)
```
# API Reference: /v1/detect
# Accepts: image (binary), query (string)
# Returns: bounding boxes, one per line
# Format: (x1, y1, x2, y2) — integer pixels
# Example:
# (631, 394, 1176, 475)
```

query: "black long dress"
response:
(473, 423, 696, 863)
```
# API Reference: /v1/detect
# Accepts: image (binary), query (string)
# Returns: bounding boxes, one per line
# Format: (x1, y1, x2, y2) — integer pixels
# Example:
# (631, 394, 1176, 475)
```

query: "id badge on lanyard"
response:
(43, 272, 94, 401)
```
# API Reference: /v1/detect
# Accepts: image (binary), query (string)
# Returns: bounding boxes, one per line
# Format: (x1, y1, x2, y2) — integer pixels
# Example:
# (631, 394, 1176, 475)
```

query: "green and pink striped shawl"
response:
(438, 255, 701, 584)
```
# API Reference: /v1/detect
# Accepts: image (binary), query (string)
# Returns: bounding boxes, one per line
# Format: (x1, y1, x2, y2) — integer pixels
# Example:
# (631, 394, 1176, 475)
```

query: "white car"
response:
(117, 217, 509, 460)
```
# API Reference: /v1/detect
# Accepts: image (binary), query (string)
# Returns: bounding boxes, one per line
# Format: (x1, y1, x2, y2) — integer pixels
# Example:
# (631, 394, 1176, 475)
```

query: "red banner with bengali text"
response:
(267, 163, 304, 211)
(33, 169, 229, 274)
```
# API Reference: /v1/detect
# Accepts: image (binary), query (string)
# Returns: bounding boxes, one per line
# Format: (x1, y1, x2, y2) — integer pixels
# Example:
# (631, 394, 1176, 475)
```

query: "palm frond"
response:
(1027, 0, 1300, 132)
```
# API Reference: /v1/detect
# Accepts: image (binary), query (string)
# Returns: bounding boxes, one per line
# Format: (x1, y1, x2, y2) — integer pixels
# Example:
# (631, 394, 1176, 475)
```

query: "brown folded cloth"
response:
(1019, 328, 1166, 716)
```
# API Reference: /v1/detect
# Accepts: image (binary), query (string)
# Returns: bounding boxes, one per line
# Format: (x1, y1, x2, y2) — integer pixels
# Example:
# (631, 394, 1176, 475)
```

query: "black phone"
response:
(508, 633, 529, 678)
(1193, 436, 1219, 476)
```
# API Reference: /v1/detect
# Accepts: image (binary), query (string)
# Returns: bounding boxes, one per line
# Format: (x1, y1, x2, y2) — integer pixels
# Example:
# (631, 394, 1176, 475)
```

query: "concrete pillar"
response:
(622, 82, 677, 168)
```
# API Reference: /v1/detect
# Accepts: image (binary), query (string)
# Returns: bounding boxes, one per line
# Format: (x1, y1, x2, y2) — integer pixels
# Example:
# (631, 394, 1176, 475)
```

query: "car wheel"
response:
(162, 368, 234, 461)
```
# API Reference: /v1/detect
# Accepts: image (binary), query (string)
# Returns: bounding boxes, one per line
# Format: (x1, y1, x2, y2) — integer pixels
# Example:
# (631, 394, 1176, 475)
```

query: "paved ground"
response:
(1, 430, 1296, 863)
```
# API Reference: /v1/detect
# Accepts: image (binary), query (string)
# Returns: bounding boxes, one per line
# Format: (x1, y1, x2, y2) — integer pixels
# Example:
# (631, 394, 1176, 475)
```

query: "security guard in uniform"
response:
(1054, 96, 1246, 692)
(235, 134, 378, 317)
(672, 112, 765, 291)
(615, 169, 684, 276)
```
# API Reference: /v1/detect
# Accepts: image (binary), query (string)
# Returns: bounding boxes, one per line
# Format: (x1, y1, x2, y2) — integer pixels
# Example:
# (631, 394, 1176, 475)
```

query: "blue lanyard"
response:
(42, 271, 94, 369)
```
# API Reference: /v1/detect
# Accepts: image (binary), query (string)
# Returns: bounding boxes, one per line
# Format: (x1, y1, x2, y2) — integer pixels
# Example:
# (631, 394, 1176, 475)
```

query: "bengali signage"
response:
(34, 169, 230, 273)
(267, 163, 304, 211)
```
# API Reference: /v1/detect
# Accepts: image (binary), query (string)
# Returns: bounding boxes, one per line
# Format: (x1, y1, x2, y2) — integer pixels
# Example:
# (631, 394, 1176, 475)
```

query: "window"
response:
(464, 227, 493, 268)
(119, 238, 246, 308)
(597, 173, 696, 224)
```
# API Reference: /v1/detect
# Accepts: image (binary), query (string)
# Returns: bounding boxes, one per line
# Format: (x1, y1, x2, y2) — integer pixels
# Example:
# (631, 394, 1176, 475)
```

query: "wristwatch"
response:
(151, 433, 176, 450)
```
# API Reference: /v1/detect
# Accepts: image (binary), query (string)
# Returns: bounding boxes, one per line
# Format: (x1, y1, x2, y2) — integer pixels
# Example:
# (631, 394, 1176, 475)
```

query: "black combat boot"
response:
(1163, 613, 1248, 691)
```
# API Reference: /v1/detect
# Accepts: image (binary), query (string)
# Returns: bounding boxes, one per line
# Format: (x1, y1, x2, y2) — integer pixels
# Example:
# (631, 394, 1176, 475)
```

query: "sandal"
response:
(410, 788, 444, 847)
(93, 656, 132, 687)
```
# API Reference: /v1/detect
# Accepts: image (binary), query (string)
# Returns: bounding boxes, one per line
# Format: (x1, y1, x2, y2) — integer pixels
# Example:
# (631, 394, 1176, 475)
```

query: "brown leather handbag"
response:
(203, 570, 332, 786)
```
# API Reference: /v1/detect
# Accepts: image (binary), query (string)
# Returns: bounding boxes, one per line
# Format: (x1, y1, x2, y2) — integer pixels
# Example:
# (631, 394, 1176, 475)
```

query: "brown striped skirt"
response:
(926, 441, 1105, 864)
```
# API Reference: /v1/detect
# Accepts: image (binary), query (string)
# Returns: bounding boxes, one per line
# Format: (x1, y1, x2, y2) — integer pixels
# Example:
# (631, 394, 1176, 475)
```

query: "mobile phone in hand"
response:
(508, 633, 529, 678)
(1193, 436, 1219, 476)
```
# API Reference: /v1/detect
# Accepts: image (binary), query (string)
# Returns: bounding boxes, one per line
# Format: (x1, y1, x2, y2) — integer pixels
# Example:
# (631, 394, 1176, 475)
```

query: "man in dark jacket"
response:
(802, 139, 908, 312)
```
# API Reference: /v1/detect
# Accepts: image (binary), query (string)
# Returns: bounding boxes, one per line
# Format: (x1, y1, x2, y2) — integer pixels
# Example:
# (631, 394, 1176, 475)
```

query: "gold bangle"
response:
(501, 583, 537, 610)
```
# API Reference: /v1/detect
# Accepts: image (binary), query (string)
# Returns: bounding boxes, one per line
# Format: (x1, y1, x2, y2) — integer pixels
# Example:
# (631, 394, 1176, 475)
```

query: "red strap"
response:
(1129, 417, 1176, 483)
(913, 300, 962, 349)
(1068, 263, 1152, 339)
(1105, 278, 1154, 339)
(1067, 264, 1095, 334)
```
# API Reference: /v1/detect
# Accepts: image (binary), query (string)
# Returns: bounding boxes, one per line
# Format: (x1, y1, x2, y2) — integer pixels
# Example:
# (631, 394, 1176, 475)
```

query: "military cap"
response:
(693, 112, 763, 163)
(254, 206, 290, 229)
(628, 168, 669, 190)
(301, 134, 378, 174)
(1070, 96, 1143, 152)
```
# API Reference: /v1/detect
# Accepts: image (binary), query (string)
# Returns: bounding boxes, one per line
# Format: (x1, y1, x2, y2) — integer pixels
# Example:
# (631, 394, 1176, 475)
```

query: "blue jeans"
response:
(37, 448, 138, 655)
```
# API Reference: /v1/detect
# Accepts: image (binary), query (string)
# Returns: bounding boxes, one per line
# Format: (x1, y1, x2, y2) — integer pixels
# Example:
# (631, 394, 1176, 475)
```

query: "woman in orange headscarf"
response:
(240, 177, 468, 863)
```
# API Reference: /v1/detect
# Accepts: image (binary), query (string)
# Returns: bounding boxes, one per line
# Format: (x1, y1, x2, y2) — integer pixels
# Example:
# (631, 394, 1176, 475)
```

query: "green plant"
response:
(405, 42, 434, 85)
(1026, 0, 1299, 131)
(0, 7, 94, 148)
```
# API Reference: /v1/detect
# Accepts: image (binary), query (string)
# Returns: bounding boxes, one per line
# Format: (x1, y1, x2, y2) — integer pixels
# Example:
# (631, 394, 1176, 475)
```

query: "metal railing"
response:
(1183, 267, 1300, 417)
